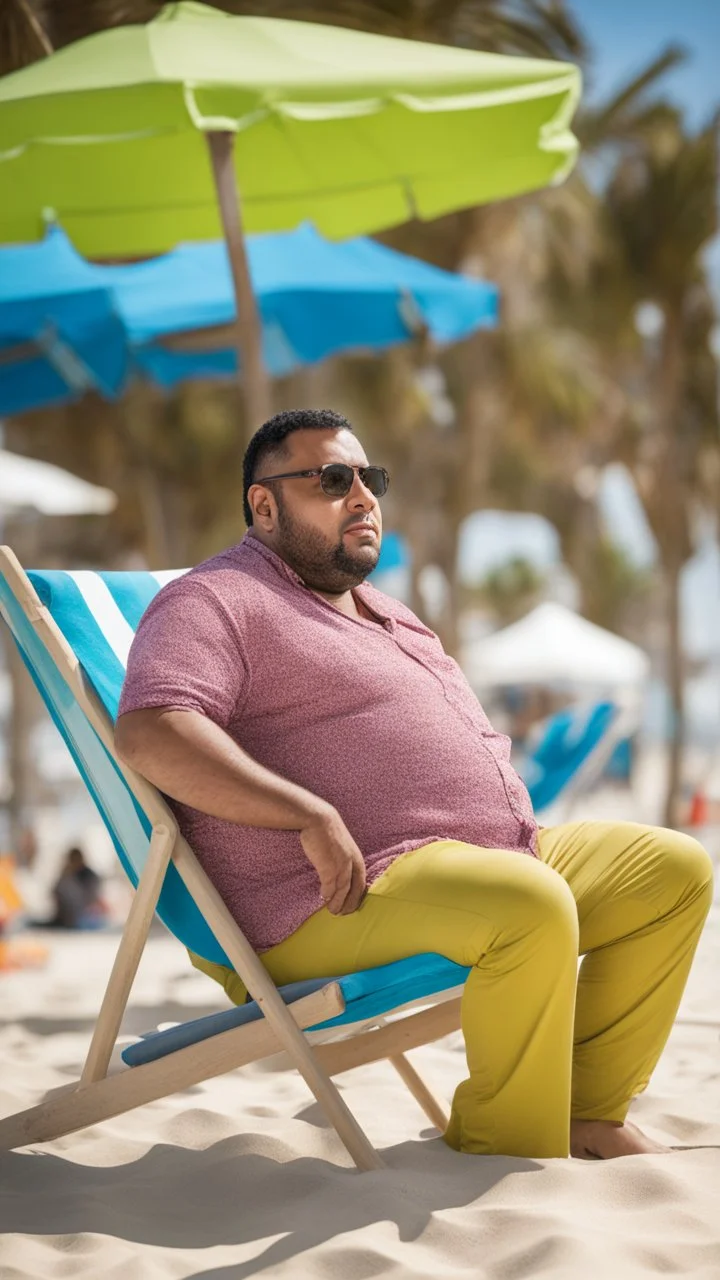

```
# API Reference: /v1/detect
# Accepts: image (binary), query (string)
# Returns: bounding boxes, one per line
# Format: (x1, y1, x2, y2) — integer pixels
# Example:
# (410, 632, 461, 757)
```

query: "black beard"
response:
(275, 501, 379, 593)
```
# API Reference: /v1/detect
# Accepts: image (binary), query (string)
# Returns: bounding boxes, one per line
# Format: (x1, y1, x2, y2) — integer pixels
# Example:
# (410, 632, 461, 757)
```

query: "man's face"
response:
(250, 429, 383, 593)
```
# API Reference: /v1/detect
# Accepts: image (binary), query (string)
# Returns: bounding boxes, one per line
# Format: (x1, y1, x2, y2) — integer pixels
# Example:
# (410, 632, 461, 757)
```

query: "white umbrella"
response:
(0, 449, 116, 516)
(462, 601, 650, 690)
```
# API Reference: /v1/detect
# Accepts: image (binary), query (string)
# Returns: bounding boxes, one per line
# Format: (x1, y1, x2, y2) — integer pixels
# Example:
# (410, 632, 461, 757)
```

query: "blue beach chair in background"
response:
(519, 700, 638, 817)
(0, 547, 473, 1170)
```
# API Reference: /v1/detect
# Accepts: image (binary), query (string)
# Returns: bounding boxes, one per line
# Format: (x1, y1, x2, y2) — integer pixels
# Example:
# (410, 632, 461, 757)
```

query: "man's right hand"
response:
(299, 806, 367, 915)
(116, 708, 368, 913)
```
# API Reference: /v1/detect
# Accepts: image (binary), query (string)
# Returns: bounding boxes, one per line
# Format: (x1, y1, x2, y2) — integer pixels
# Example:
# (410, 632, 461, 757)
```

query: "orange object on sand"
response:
(0, 855, 23, 921)
(0, 937, 49, 970)
(0, 855, 49, 970)
(688, 790, 709, 827)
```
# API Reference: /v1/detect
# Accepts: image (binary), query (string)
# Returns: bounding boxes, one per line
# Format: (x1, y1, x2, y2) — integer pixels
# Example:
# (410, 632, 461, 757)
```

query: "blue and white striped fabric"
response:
(28, 567, 187, 721)
(0, 562, 469, 1052)
(0, 565, 232, 964)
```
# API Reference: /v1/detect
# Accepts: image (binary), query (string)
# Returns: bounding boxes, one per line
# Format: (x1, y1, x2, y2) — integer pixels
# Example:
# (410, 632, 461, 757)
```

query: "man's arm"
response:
(115, 707, 366, 914)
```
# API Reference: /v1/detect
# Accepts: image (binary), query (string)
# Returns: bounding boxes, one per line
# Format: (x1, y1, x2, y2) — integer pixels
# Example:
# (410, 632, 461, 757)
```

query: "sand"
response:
(1, 900, 719, 1280)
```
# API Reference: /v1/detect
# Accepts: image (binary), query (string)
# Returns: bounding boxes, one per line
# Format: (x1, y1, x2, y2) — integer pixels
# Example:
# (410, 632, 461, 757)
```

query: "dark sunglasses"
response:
(255, 462, 390, 498)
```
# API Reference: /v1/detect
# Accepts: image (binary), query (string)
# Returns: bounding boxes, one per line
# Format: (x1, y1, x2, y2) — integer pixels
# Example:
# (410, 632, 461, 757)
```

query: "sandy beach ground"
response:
(1, 873, 719, 1280)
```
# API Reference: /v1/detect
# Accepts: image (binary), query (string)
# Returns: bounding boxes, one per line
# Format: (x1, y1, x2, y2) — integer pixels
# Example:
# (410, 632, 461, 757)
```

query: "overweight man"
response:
(116, 407, 713, 1160)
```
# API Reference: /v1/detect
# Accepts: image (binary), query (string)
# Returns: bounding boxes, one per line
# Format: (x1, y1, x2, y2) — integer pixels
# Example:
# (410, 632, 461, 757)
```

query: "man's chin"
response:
(342, 547, 380, 580)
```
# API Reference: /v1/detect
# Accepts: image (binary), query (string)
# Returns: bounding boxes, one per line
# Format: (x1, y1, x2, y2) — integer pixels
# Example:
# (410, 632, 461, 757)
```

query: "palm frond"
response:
(45, 1, 159, 47)
(579, 44, 686, 149)
(608, 119, 718, 298)
(45, 0, 588, 55)
(0, 0, 52, 74)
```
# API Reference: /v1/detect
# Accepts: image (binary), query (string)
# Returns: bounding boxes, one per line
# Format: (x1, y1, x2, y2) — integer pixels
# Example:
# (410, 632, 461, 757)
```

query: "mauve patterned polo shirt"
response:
(119, 533, 538, 951)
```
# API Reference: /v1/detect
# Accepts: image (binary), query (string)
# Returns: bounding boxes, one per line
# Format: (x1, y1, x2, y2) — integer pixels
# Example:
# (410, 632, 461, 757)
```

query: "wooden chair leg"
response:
(175, 850, 385, 1172)
(80, 824, 173, 1085)
(389, 1052, 449, 1132)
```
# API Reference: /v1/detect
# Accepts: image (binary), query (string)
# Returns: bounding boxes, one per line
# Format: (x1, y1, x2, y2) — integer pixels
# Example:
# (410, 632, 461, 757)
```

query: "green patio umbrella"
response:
(0, 1, 581, 429)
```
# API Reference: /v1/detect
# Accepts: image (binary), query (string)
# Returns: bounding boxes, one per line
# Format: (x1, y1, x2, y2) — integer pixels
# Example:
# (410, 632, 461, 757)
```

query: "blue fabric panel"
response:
(133, 319, 301, 384)
(121, 953, 469, 1067)
(111, 225, 498, 349)
(603, 737, 632, 781)
(0, 224, 498, 415)
(370, 531, 408, 575)
(0, 357, 84, 416)
(1, 570, 230, 965)
(0, 226, 128, 413)
(125, 229, 497, 381)
(314, 952, 468, 1029)
(0, 226, 104, 310)
(28, 571, 128, 722)
(133, 346, 243, 387)
(521, 701, 616, 811)
(121, 977, 332, 1066)
(97, 570, 166, 631)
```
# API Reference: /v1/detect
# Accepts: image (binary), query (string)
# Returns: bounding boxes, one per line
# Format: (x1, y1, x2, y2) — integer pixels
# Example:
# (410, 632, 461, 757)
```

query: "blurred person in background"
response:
(46, 846, 107, 930)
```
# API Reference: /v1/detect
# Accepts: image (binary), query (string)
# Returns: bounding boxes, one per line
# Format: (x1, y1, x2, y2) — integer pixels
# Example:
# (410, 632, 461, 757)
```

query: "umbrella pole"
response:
(206, 131, 272, 439)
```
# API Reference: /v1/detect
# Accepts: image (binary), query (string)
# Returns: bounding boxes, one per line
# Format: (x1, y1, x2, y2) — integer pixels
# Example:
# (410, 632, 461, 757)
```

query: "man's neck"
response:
(246, 530, 380, 623)
(311, 586, 363, 619)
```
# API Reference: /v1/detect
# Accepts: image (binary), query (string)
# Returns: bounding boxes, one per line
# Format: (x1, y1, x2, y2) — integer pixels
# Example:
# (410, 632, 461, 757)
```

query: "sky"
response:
(568, 0, 720, 129)
(568, 0, 720, 288)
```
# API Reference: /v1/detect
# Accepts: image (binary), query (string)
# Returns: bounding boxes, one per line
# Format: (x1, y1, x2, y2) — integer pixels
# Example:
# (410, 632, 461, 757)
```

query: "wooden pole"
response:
(206, 131, 272, 441)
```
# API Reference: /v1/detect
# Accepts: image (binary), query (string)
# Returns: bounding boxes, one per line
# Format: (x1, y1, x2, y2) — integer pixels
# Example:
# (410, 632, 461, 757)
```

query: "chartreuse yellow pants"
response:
(192, 822, 713, 1158)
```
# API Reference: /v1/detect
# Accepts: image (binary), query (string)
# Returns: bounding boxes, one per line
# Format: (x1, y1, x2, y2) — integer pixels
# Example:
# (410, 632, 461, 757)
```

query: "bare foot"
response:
(570, 1118, 671, 1160)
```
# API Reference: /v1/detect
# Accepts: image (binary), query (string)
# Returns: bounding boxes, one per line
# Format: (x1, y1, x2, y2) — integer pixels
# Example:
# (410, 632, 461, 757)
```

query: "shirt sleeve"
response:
(118, 578, 249, 728)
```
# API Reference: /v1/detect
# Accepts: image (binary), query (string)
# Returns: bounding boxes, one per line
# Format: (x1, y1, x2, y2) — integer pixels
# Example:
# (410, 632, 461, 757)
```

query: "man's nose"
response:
(347, 474, 376, 508)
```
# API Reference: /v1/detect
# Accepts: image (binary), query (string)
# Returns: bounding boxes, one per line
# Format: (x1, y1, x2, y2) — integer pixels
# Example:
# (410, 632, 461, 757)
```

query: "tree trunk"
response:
(652, 311, 689, 831)
(0, 628, 32, 854)
(432, 519, 463, 659)
(397, 511, 430, 623)
(134, 460, 174, 568)
(663, 556, 685, 829)
(1, 518, 44, 854)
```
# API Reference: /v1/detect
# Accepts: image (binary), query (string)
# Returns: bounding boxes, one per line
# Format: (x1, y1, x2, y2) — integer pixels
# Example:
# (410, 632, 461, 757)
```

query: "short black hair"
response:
(242, 408, 354, 526)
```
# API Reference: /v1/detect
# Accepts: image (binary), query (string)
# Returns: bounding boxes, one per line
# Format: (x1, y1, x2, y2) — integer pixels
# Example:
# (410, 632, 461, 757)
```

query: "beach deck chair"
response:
(520, 699, 639, 818)
(0, 547, 471, 1171)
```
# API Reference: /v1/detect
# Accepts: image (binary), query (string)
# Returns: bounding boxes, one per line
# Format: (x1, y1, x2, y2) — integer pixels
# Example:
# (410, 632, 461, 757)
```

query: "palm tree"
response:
(43, 0, 585, 60)
(466, 555, 546, 625)
(602, 112, 719, 825)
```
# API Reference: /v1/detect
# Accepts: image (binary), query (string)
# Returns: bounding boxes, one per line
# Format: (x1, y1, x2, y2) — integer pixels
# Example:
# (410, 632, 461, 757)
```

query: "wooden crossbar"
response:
(0, 983, 345, 1152)
(0, 991, 462, 1152)
(315, 999, 462, 1076)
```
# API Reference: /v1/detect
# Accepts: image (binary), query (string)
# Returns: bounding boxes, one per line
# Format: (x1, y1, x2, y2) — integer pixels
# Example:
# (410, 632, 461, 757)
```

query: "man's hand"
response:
(299, 806, 367, 915)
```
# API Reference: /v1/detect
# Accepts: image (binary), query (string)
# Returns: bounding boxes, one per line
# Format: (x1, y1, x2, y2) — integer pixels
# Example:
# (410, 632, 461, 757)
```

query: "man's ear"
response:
(248, 484, 276, 532)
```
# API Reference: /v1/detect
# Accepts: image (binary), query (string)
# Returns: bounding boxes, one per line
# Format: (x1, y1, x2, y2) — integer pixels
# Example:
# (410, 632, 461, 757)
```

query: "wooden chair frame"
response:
(0, 547, 462, 1170)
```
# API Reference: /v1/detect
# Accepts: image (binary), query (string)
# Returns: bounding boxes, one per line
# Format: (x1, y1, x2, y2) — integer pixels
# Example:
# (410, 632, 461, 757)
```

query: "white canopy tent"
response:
(0, 449, 116, 517)
(462, 602, 650, 691)
(0, 450, 117, 841)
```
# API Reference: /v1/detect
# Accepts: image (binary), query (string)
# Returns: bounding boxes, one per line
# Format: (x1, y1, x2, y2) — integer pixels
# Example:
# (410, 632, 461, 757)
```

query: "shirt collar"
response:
(242, 529, 306, 588)
(242, 529, 395, 624)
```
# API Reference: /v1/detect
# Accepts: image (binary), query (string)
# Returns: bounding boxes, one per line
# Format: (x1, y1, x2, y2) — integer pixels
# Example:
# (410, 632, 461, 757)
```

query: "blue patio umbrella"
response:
(0, 223, 499, 414)
(0, 227, 129, 415)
